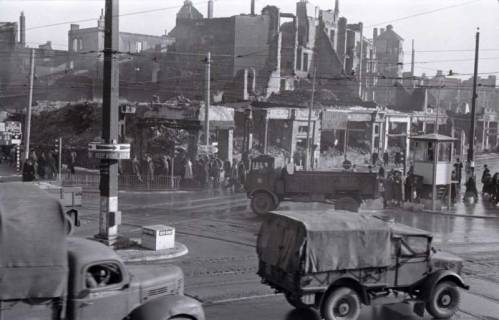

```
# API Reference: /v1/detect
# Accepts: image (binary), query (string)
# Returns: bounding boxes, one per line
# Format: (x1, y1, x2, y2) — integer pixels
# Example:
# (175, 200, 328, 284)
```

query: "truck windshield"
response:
(400, 236, 429, 257)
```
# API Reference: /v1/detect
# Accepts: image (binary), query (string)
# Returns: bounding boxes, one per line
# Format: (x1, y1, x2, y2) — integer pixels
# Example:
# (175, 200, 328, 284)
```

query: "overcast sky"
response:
(1, 0, 498, 83)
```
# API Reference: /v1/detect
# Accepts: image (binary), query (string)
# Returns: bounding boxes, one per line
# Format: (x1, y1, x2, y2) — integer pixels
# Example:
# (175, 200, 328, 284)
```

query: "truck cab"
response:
(0, 182, 204, 320)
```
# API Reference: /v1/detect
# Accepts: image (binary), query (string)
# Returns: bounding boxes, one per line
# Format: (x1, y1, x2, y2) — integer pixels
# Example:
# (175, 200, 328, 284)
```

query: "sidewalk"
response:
(72, 198, 189, 263)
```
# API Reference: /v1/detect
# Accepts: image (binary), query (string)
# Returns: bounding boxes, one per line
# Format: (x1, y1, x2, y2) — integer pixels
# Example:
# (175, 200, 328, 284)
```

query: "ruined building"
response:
(373, 24, 404, 107)
(163, 0, 376, 104)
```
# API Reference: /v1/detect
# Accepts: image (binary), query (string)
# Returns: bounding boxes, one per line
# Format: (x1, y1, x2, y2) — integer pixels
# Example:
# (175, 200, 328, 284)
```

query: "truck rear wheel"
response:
(426, 281, 461, 319)
(321, 287, 361, 320)
(251, 192, 275, 215)
(335, 197, 361, 212)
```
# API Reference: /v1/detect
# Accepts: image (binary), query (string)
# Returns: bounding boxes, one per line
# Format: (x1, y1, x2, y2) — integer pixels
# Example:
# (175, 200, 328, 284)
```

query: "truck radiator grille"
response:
(146, 279, 183, 299)
(147, 286, 170, 297)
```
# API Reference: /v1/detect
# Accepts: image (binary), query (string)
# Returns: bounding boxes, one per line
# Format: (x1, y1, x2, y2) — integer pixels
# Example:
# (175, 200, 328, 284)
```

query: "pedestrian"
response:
(132, 155, 143, 183)
(37, 152, 47, 180)
(68, 150, 77, 178)
(481, 164, 490, 185)
(372, 152, 379, 166)
(464, 176, 479, 203)
(393, 171, 403, 206)
(451, 170, 458, 203)
(383, 151, 389, 165)
(22, 159, 36, 182)
(454, 158, 463, 186)
(146, 154, 155, 185)
(48, 151, 57, 179)
(161, 155, 170, 177)
(184, 157, 193, 180)
(31, 150, 39, 179)
(237, 160, 246, 192)
(404, 169, 414, 202)
(210, 157, 222, 188)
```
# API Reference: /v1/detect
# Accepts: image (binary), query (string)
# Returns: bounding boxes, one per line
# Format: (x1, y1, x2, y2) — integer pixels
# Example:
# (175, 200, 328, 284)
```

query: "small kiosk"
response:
(411, 134, 456, 210)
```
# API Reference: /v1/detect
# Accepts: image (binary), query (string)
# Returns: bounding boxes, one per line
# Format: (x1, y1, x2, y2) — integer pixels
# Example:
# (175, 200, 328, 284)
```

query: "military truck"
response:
(0, 182, 204, 320)
(245, 155, 379, 214)
(257, 210, 469, 320)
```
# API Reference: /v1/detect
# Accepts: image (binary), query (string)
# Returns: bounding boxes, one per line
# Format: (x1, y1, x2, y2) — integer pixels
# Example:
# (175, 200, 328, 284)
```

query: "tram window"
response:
(438, 143, 451, 162)
(427, 143, 434, 161)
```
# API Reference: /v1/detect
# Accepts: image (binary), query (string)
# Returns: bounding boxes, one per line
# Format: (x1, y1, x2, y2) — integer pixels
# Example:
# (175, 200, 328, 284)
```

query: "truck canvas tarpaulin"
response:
(257, 211, 392, 273)
(0, 183, 68, 300)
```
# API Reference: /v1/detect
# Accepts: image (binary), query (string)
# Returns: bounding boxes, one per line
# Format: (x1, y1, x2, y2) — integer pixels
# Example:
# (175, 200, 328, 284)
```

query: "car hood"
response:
(430, 251, 464, 275)
(128, 264, 184, 302)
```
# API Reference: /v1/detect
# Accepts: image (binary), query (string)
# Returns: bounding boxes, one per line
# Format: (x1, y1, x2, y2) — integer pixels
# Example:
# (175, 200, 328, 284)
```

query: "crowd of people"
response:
(376, 157, 499, 207)
(21, 150, 67, 182)
(128, 153, 249, 192)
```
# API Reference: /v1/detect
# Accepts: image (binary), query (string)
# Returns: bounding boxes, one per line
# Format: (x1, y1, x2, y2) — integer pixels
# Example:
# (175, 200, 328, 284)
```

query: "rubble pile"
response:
(31, 102, 101, 147)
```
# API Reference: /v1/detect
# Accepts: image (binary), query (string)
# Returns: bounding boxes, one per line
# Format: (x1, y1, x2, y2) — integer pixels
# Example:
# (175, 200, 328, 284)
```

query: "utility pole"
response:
(24, 48, 35, 160)
(305, 66, 317, 170)
(204, 52, 211, 146)
(57, 137, 62, 185)
(97, 0, 120, 245)
(467, 29, 480, 175)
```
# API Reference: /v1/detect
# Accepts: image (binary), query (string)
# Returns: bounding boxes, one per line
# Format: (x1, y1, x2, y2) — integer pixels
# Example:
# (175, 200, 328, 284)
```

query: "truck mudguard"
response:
(129, 295, 205, 320)
(419, 270, 469, 300)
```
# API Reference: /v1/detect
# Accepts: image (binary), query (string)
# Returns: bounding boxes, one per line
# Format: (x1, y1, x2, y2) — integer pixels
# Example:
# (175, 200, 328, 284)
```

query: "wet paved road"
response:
(205, 295, 480, 320)
(3, 156, 499, 319)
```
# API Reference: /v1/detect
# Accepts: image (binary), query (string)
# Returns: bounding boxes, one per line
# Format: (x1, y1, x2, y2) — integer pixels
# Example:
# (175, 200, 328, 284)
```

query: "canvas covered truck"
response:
(0, 182, 204, 320)
(245, 155, 379, 214)
(257, 210, 469, 320)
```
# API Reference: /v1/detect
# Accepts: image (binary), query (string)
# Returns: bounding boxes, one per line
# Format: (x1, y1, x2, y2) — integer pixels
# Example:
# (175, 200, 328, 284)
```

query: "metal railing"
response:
(63, 174, 182, 190)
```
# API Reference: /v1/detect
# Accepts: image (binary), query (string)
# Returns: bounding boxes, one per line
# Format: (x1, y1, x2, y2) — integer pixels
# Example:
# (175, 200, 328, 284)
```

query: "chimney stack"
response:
(373, 28, 378, 41)
(208, 0, 214, 18)
(19, 11, 26, 47)
(251, 0, 255, 15)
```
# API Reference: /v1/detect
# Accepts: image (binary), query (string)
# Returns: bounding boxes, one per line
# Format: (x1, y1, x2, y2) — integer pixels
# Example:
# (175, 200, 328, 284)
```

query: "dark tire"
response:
(335, 197, 361, 212)
(251, 192, 275, 215)
(321, 287, 361, 320)
(426, 281, 461, 319)
(285, 293, 307, 309)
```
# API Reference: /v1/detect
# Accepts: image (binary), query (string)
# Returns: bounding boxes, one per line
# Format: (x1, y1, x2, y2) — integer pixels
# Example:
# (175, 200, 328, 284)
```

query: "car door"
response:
(69, 261, 130, 320)
(395, 236, 431, 287)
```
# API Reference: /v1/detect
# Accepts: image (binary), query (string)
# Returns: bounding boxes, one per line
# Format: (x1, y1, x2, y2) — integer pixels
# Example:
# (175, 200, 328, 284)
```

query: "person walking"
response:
(454, 158, 464, 186)
(184, 157, 193, 180)
(37, 152, 47, 180)
(22, 159, 36, 182)
(132, 155, 143, 183)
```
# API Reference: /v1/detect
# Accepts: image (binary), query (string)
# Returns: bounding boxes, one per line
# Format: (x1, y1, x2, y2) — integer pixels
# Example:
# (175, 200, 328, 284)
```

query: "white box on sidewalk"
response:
(141, 225, 175, 251)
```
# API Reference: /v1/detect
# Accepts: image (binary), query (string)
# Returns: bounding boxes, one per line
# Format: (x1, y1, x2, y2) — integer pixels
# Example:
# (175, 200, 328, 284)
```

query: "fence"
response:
(63, 174, 182, 190)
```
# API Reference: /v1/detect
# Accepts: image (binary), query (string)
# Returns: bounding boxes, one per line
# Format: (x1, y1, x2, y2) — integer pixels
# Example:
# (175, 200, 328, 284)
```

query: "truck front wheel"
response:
(321, 287, 361, 320)
(251, 192, 275, 215)
(426, 281, 461, 319)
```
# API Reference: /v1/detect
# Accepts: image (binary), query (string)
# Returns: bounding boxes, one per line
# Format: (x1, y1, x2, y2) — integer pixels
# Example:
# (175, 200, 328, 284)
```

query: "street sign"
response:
(88, 142, 131, 160)
(120, 105, 137, 114)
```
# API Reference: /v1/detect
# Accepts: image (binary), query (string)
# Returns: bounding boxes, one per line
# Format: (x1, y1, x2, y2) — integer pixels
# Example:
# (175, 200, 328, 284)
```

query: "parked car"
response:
(256, 210, 469, 320)
(245, 155, 379, 214)
(0, 182, 204, 320)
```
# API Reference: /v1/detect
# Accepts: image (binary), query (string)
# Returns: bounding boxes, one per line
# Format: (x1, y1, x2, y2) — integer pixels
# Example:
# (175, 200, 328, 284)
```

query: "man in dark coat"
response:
(22, 159, 36, 182)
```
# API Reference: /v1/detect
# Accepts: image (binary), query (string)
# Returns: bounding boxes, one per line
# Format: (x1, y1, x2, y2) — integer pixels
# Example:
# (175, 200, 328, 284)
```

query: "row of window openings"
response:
(71, 38, 145, 52)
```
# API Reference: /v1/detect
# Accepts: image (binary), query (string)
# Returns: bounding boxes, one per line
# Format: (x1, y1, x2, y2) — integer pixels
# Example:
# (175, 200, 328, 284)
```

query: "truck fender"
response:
(320, 277, 371, 306)
(419, 270, 469, 300)
(249, 190, 279, 206)
(129, 295, 205, 320)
